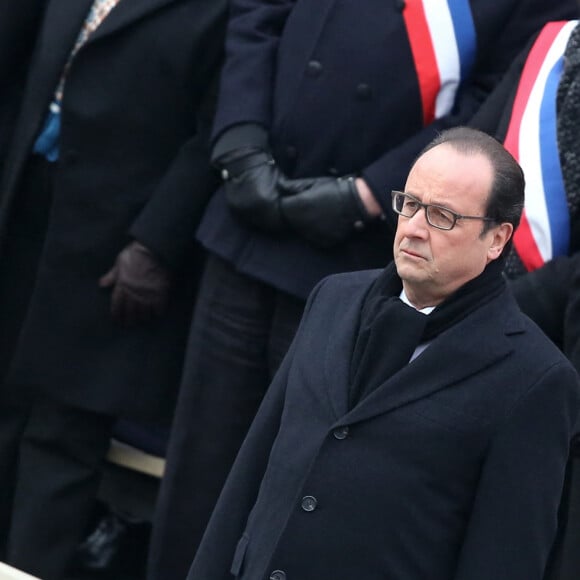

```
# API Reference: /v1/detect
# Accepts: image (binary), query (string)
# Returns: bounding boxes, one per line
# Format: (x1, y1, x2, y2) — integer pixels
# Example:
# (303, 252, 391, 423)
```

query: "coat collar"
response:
(323, 279, 525, 426)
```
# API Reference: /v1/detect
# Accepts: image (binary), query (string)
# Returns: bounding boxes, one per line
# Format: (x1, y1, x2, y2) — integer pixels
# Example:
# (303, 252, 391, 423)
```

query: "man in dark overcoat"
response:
(0, 1, 226, 578)
(149, 0, 580, 577)
(188, 127, 580, 580)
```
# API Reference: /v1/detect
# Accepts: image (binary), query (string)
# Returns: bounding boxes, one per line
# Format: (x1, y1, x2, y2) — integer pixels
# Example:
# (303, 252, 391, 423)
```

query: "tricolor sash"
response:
(403, 0, 476, 125)
(504, 20, 578, 272)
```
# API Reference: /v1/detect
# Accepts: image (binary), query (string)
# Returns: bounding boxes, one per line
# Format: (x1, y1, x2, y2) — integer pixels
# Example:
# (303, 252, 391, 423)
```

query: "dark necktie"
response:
(557, 22, 580, 224)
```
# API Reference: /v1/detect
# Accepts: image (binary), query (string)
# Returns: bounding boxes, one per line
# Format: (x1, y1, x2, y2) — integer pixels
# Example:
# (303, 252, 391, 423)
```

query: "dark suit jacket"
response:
(189, 267, 580, 580)
(197, 0, 578, 299)
(0, 0, 227, 422)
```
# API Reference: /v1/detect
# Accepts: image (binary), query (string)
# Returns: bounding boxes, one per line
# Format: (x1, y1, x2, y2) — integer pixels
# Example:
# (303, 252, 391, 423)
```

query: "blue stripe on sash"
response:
(540, 55, 569, 257)
(447, 0, 476, 80)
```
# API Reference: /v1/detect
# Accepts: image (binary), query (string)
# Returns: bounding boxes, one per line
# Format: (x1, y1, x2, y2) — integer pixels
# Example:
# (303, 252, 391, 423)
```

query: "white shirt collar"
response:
(399, 289, 436, 315)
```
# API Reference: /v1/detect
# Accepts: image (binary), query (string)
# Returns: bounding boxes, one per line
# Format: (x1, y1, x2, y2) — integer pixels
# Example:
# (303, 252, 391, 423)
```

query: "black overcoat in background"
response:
(189, 269, 580, 580)
(0, 0, 227, 423)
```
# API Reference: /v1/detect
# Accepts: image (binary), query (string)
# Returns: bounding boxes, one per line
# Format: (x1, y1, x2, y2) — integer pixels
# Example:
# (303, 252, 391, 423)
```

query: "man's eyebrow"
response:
(406, 191, 457, 211)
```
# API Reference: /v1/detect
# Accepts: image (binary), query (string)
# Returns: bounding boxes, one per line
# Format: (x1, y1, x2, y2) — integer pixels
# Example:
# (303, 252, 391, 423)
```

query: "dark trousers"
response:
(0, 156, 115, 579)
(0, 395, 114, 580)
(147, 254, 305, 580)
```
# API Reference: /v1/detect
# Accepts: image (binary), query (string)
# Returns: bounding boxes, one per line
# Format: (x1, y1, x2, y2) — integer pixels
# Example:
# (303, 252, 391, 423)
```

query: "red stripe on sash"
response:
(503, 21, 567, 271)
(403, 0, 440, 125)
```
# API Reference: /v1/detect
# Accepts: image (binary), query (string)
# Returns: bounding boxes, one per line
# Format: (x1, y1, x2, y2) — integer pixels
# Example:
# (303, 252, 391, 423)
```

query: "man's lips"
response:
(400, 247, 426, 260)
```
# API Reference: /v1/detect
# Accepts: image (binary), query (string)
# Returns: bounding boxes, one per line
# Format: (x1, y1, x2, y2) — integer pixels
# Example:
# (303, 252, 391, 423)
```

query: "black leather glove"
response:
(279, 175, 374, 247)
(99, 241, 171, 325)
(217, 148, 288, 231)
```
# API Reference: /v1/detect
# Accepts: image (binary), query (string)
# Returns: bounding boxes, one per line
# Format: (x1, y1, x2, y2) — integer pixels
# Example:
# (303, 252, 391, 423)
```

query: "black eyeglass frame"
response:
(391, 190, 496, 231)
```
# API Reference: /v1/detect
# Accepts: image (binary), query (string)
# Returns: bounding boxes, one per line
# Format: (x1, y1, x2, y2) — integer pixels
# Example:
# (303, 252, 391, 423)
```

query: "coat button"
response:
(301, 495, 318, 512)
(333, 426, 349, 440)
(306, 60, 323, 77)
(328, 167, 339, 176)
(285, 145, 298, 159)
(356, 83, 372, 100)
(270, 571, 286, 580)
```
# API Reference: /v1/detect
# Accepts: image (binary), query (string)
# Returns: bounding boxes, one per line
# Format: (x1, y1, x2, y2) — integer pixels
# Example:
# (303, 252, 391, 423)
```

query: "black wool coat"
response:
(189, 268, 580, 580)
(0, 0, 227, 422)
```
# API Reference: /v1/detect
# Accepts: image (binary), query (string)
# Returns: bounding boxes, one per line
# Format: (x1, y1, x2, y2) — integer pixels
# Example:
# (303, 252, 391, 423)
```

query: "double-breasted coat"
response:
(197, 0, 578, 300)
(189, 268, 580, 580)
(0, 0, 227, 422)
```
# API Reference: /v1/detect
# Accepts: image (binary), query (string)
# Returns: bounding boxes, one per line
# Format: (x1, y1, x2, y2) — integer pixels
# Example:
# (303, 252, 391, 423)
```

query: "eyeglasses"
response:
(391, 191, 495, 231)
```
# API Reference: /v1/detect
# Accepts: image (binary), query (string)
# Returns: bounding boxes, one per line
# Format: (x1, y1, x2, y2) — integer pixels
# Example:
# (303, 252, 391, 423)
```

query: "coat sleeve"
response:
(453, 361, 580, 580)
(361, 0, 577, 214)
(127, 4, 227, 269)
(209, 0, 297, 142)
(187, 278, 326, 580)
(128, 72, 221, 269)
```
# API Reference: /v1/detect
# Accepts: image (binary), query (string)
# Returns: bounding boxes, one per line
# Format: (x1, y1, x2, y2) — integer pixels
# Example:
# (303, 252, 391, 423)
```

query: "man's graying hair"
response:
(419, 127, 525, 257)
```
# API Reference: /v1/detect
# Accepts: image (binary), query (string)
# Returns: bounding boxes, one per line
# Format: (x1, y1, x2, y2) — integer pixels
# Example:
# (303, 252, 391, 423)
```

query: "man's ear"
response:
(487, 222, 514, 261)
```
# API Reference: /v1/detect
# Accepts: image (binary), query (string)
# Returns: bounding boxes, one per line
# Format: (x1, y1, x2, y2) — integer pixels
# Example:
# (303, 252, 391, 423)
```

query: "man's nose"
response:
(402, 207, 430, 237)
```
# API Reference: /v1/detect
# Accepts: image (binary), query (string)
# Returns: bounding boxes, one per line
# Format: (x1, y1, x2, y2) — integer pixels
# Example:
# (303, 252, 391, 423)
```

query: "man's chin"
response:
(395, 262, 427, 285)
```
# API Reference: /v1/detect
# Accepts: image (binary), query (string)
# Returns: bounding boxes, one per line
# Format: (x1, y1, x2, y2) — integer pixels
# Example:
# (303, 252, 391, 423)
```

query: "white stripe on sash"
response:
(423, 0, 461, 118)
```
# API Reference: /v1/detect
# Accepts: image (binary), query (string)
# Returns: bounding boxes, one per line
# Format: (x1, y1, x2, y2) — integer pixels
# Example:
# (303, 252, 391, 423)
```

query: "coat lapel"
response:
(322, 271, 378, 419)
(88, 0, 179, 43)
(0, 0, 94, 201)
(339, 289, 526, 426)
(30, 0, 95, 101)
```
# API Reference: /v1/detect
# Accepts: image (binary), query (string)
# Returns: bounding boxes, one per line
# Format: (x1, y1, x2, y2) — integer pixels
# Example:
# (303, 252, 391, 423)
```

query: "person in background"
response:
(189, 127, 580, 580)
(148, 1, 579, 578)
(471, 17, 580, 351)
(0, 0, 226, 578)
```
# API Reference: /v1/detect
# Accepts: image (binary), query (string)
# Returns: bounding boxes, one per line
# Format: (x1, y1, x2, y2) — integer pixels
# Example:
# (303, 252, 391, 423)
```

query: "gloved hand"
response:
(279, 175, 374, 247)
(217, 148, 288, 231)
(99, 241, 171, 325)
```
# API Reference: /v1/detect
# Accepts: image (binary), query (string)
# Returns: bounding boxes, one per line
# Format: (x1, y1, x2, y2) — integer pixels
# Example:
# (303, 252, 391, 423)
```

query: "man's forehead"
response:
(414, 142, 482, 168)
(406, 145, 493, 205)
